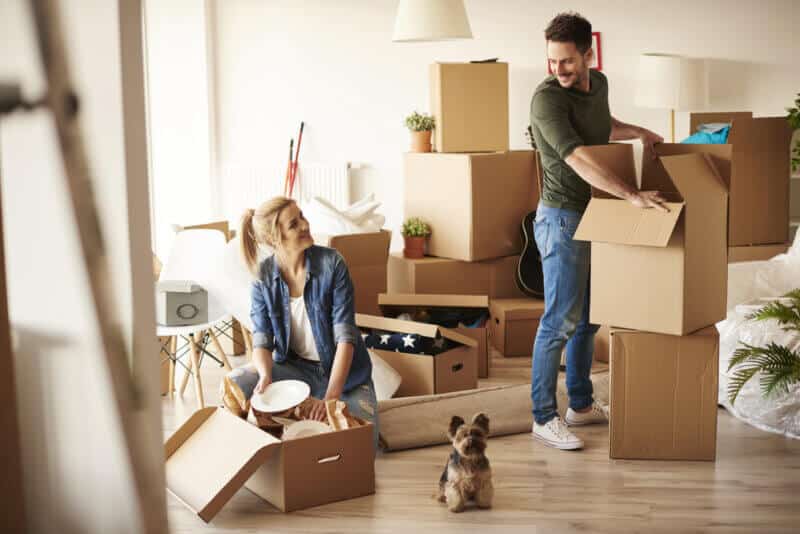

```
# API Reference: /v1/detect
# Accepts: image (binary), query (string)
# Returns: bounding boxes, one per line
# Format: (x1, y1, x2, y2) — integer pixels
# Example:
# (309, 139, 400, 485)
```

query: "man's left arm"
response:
(610, 116, 664, 158)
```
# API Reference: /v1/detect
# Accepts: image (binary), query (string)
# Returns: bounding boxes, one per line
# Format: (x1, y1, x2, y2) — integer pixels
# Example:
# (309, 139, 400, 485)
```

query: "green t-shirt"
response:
(530, 69, 611, 213)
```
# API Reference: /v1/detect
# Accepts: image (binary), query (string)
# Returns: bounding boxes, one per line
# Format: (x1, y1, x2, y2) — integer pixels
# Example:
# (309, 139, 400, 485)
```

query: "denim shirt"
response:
(250, 245, 372, 393)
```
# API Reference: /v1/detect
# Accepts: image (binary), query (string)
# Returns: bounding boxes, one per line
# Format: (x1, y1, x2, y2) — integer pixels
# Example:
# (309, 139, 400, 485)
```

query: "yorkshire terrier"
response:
(436, 413, 494, 512)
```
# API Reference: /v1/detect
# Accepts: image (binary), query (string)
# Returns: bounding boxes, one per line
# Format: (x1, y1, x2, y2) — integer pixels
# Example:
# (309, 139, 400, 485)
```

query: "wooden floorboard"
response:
(162, 350, 800, 533)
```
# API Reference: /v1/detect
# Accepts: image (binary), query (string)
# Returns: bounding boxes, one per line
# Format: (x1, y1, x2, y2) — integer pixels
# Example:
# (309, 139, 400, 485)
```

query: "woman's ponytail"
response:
(240, 208, 259, 275)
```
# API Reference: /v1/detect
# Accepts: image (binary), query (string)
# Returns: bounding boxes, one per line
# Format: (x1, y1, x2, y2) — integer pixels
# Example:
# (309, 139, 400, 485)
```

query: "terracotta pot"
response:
(410, 130, 433, 153)
(403, 235, 427, 259)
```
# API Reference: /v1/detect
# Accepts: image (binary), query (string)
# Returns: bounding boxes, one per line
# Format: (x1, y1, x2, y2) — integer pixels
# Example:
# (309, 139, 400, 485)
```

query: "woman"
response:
(226, 197, 379, 449)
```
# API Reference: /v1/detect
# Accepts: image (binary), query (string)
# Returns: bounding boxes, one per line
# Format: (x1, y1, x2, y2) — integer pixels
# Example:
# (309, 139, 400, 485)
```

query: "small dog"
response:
(436, 413, 494, 512)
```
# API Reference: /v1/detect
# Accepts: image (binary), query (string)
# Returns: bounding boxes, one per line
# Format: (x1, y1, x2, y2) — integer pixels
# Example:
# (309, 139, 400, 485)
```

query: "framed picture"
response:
(547, 32, 603, 74)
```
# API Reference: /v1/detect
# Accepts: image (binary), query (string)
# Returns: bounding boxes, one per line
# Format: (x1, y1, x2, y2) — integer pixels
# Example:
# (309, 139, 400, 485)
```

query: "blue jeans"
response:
(227, 359, 380, 451)
(531, 203, 599, 425)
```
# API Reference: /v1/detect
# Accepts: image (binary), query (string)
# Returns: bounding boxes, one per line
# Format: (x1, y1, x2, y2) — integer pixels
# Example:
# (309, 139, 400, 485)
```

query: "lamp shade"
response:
(634, 54, 707, 111)
(392, 0, 473, 42)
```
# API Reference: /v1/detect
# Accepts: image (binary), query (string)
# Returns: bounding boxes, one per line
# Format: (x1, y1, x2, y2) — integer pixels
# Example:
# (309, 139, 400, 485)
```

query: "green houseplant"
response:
(727, 289, 800, 405)
(404, 111, 435, 153)
(401, 217, 431, 259)
(787, 92, 800, 174)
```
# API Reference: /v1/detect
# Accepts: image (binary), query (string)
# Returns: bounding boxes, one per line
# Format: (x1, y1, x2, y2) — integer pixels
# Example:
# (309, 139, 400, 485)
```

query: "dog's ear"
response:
(448, 415, 465, 439)
(472, 412, 490, 435)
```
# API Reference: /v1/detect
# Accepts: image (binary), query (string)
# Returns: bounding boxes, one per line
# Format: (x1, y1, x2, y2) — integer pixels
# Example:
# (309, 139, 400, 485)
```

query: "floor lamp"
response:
(634, 54, 707, 142)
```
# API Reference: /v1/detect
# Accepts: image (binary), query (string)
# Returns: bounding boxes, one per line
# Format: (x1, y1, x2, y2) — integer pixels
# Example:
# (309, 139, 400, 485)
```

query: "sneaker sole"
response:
(564, 417, 608, 427)
(531, 431, 584, 450)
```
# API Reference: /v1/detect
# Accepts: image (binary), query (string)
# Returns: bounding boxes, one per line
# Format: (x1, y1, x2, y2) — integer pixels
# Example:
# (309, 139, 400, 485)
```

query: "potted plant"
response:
(787, 92, 800, 175)
(727, 289, 800, 405)
(401, 217, 431, 259)
(404, 111, 435, 153)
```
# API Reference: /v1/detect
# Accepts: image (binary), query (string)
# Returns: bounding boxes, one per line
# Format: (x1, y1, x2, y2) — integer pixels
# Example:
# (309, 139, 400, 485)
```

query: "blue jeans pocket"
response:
(534, 218, 552, 259)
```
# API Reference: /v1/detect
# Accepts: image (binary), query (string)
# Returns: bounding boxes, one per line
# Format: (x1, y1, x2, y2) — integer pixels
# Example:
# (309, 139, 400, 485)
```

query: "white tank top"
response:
(289, 296, 321, 361)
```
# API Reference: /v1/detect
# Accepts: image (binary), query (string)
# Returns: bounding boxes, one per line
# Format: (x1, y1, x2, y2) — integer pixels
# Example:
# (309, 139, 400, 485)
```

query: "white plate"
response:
(250, 380, 310, 414)
(282, 419, 332, 440)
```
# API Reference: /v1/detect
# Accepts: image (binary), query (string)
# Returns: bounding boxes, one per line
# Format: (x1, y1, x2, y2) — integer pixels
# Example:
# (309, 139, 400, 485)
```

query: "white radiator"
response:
(294, 162, 352, 210)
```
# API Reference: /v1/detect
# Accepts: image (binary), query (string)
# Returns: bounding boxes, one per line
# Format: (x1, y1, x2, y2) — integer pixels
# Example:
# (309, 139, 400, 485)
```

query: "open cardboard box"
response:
(356, 312, 477, 397)
(388, 253, 525, 298)
(315, 230, 391, 316)
(609, 327, 718, 461)
(488, 298, 546, 357)
(642, 112, 791, 247)
(404, 151, 539, 261)
(430, 61, 509, 153)
(728, 242, 790, 263)
(378, 293, 491, 378)
(165, 407, 375, 522)
(575, 145, 728, 336)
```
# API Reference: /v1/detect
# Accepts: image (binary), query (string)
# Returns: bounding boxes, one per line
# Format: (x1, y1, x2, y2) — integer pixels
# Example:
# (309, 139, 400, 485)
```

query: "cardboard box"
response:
(388, 253, 525, 298)
(404, 151, 539, 262)
(378, 293, 491, 378)
(643, 112, 792, 246)
(356, 313, 478, 397)
(790, 176, 800, 218)
(728, 243, 790, 263)
(159, 336, 170, 396)
(165, 407, 375, 522)
(576, 146, 729, 336)
(609, 327, 719, 461)
(317, 230, 391, 316)
(488, 298, 545, 357)
(430, 62, 509, 153)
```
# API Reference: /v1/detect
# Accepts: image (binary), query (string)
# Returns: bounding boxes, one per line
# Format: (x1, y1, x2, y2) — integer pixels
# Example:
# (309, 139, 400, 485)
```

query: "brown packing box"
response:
(378, 293, 491, 379)
(165, 407, 375, 522)
(728, 243, 790, 263)
(356, 313, 478, 397)
(430, 62, 509, 153)
(575, 145, 729, 336)
(488, 298, 545, 357)
(609, 327, 719, 461)
(388, 253, 525, 298)
(642, 112, 792, 247)
(404, 151, 539, 262)
(316, 230, 391, 316)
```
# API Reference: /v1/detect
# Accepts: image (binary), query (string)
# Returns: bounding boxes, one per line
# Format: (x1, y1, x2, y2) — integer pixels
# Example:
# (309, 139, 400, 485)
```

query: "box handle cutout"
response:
(495, 318, 500, 324)
(451, 363, 463, 373)
(317, 453, 342, 464)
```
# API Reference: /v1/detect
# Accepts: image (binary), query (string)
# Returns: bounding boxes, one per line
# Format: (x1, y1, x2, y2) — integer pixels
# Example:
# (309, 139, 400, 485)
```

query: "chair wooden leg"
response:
(208, 330, 232, 371)
(178, 334, 193, 396)
(188, 331, 204, 408)
(242, 328, 253, 359)
(168, 336, 176, 399)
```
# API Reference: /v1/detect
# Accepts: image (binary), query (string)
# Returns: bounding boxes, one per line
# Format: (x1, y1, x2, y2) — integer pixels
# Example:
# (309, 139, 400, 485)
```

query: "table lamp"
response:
(392, 0, 473, 42)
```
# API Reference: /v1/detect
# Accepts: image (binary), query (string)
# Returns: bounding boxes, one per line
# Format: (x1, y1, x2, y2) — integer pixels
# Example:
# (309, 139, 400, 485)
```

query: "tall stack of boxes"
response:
(575, 143, 729, 461)
(385, 61, 546, 385)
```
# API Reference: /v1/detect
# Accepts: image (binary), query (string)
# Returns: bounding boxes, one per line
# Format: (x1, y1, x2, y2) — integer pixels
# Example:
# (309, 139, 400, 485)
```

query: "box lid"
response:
(316, 230, 391, 267)
(355, 313, 477, 347)
(574, 198, 685, 247)
(158, 280, 204, 293)
(378, 293, 489, 310)
(165, 407, 282, 523)
(660, 153, 729, 202)
(489, 298, 546, 320)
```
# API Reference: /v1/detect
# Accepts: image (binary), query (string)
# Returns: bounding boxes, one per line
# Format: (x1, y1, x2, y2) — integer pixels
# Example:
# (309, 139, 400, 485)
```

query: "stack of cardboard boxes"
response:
(382, 61, 547, 389)
(576, 143, 731, 461)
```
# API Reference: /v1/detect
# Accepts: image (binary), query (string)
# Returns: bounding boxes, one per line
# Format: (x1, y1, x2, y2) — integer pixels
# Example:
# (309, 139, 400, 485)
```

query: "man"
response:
(529, 12, 667, 450)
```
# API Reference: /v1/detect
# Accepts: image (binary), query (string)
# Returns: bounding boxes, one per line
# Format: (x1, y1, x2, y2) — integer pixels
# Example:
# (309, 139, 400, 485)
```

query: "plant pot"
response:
(410, 130, 433, 153)
(403, 235, 427, 259)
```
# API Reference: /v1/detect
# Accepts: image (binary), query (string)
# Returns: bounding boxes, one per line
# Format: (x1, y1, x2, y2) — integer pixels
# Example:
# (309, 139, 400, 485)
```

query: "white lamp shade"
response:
(634, 54, 707, 111)
(392, 0, 473, 42)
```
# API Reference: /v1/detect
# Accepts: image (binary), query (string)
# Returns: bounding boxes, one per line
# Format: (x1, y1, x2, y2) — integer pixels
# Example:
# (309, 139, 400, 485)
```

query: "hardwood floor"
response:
(162, 351, 800, 533)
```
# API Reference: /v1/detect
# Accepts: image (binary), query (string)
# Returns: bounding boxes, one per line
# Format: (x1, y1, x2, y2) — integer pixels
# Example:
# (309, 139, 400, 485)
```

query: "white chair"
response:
(158, 228, 231, 407)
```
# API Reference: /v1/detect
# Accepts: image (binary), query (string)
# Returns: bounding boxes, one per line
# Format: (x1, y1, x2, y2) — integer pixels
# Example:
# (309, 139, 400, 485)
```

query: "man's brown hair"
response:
(545, 12, 592, 54)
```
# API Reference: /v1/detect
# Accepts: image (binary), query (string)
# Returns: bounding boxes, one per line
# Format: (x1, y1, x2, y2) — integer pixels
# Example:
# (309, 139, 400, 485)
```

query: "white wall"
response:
(0, 1, 166, 532)
(208, 0, 799, 249)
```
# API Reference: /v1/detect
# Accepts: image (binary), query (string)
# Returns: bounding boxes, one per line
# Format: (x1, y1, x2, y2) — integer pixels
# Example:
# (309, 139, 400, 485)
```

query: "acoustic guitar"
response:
(515, 126, 545, 298)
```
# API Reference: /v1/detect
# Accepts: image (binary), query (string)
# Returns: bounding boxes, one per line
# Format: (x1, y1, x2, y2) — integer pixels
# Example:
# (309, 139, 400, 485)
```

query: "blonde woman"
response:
(226, 197, 379, 449)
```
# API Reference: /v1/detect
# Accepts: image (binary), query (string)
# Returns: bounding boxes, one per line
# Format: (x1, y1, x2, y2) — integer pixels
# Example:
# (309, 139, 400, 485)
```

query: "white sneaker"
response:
(532, 416, 584, 450)
(565, 402, 609, 426)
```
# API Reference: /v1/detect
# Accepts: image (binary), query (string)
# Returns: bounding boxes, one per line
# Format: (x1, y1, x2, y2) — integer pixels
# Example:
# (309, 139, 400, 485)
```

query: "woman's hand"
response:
(308, 398, 329, 422)
(255, 373, 272, 395)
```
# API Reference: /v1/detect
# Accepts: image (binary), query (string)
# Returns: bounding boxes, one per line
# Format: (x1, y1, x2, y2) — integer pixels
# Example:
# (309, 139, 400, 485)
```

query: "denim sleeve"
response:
(331, 253, 360, 346)
(531, 89, 584, 160)
(249, 281, 275, 350)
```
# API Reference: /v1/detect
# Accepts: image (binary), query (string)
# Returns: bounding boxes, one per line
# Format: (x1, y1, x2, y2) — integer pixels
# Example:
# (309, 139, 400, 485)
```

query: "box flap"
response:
(660, 153, 729, 202)
(165, 407, 281, 522)
(689, 111, 752, 133)
(573, 198, 684, 247)
(356, 313, 477, 347)
(378, 293, 489, 310)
